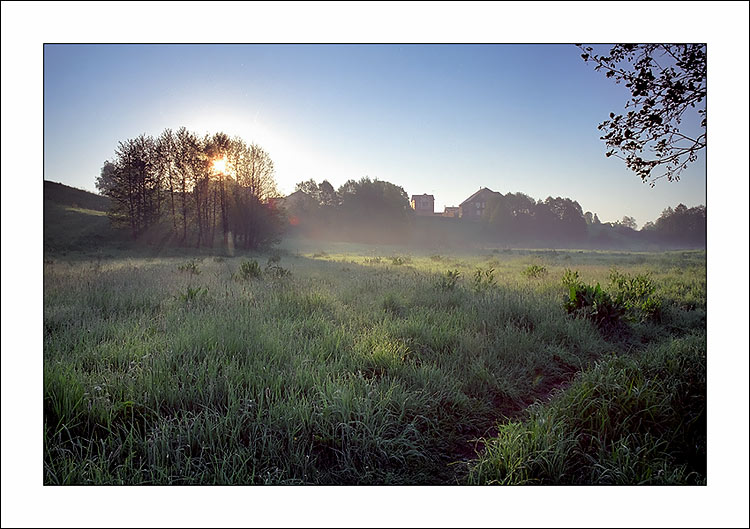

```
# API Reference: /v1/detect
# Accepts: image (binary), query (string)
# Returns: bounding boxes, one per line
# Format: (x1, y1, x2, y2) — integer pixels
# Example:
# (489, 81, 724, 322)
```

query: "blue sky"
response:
(44, 43, 706, 226)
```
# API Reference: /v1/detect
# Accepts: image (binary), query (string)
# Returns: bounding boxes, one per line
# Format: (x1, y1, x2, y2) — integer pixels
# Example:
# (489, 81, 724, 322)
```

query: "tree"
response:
(99, 127, 282, 249)
(621, 215, 637, 230)
(155, 129, 177, 236)
(578, 44, 706, 185)
(97, 135, 161, 239)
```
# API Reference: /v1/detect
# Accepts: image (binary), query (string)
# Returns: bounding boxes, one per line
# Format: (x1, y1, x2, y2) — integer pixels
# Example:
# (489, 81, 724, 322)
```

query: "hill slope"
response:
(44, 180, 126, 252)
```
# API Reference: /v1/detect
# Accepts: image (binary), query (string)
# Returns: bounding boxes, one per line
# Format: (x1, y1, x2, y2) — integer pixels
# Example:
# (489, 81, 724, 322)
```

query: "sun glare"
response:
(212, 156, 227, 174)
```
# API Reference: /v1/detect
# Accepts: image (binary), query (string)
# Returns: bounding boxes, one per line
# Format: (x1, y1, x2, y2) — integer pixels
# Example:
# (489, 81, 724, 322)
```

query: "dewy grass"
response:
(43, 244, 706, 484)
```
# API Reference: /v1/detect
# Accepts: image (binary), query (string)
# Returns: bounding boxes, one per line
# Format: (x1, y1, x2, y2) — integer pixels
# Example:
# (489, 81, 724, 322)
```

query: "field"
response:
(43, 241, 706, 485)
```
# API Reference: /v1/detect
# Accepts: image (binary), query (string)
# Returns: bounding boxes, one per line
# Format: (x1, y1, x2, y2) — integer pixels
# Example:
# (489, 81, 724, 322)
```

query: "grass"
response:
(43, 242, 706, 484)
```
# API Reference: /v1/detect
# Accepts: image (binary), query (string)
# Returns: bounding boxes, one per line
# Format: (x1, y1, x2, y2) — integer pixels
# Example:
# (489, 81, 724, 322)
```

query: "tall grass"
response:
(43, 245, 706, 484)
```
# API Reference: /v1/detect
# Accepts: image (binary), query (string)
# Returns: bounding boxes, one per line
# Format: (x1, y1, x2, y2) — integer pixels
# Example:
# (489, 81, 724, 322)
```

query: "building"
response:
(410, 194, 435, 216)
(458, 187, 501, 220)
(442, 207, 459, 218)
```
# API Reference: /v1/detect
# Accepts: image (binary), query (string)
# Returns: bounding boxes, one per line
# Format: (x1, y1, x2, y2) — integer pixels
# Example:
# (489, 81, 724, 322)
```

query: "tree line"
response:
(287, 178, 705, 249)
(96, 127, 283, 249)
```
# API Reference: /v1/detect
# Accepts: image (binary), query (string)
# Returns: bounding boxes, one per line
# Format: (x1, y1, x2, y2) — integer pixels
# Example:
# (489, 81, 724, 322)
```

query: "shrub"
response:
(177, 259, 201, 275)
(265, 255, 291, 278)
(522, 264, 548, 279)
(178, 285, 207, 304)
(237, 259, 262, 280)
(430, 254, 444, 261)
(266, 265, 292, 278)
(436, 269, 461, 291)
(561, 268, 580, 289)
(472, 267, 496, 292)
(563, 272, 624, 329)
(267, 252, 282, 266)
(608, 269, 662, 322)
(364, 256, 382, 264)
(390, 256, 406, 266)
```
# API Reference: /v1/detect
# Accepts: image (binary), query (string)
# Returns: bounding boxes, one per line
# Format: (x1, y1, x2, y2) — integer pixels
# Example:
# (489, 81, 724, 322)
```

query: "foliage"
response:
(178, 285, 208, 304)
(578, 44, 706, 185)
(472, 267, 496, 292)
(177, 259, 201, 275)
(608, 269, 662, 322)
(237, 259, 262, 280)
(522, 264, 548, 279)
(436, 269, 461, 291)
(265, 254, 291, 278)
(485, 192, 587, 244)
(563, 272, 624, 329)
(97, 127, 282, 249)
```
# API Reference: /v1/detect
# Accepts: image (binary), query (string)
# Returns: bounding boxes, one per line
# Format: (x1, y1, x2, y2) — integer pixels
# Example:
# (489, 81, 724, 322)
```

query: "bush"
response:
(608, 269, 662, 322)
(178, 285, 207, 304)
(177, 259, 201, 275)
(436, 269, 461, 291)
(267, 252, 282, 266)
(472, 267, 496, 292)
(522, 264, 548, 279)
(265, 255, 291, 278)
(237, 259, 262, 280)
(563, 270, 624, 329)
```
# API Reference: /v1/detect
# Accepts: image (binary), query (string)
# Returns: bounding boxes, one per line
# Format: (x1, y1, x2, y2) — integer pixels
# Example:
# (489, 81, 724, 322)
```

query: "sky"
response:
(43, 43, 707, 227)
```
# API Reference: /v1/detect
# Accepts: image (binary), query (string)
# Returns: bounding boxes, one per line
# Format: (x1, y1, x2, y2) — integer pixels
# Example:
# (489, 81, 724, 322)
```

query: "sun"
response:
(212, 156, 227, 174)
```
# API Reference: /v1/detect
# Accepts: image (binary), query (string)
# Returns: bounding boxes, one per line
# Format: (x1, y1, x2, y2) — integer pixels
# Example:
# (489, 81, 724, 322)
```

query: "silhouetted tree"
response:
(579, 44, 706, 185)
(99, 127, 282, 249)
(97, 135, 161, 239)
(621, 215, 637, 230)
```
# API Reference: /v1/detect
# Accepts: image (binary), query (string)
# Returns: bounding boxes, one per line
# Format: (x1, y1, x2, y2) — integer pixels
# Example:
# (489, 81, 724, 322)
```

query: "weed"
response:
(237, 259, 262, 280)
(436, 269, 461, 291)
(177, 259, 201, 275)
(430, 254, 444, 261)
(364, 256, 382, 264)
(608, 269, 662, 322)
(561, 268, 580, 288)
(563, 272, 624, 329)
(522, 264, 548, 279)
(178, 286, 208, 304)
(472, 267, 496, 292)
(267, 252, 282, 266)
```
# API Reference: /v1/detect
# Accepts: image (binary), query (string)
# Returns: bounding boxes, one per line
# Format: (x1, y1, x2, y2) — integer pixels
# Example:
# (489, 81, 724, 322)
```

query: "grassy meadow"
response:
(43, 241, 706, 485)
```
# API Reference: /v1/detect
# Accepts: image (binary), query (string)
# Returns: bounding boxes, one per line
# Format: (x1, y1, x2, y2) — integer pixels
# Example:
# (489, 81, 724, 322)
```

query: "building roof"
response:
(411, 194, 434, 200)
(459, 187, 501, 207)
